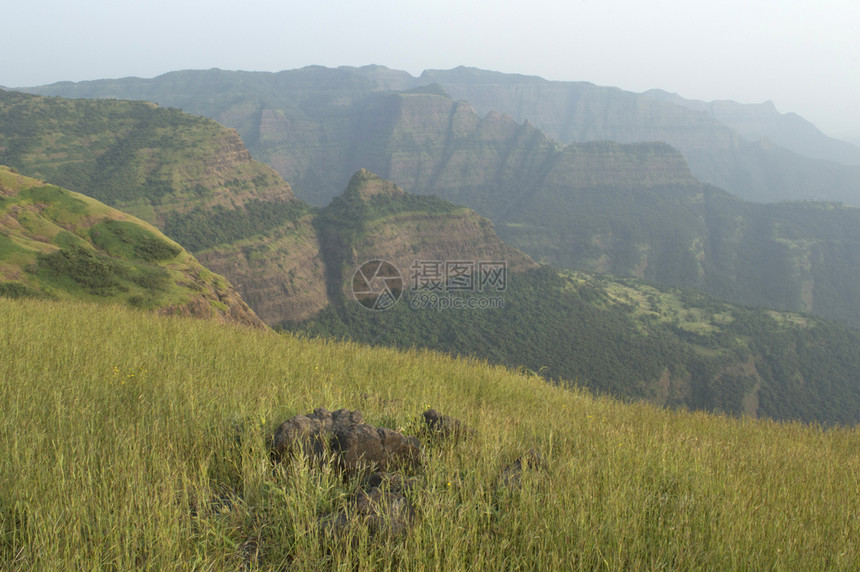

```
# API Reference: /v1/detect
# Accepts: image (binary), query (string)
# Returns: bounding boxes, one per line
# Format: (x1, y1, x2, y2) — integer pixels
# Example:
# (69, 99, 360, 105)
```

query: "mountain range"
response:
(3, 66, 859, 568)
(8, 79, 860, 328)
(22, 65, 860, 206)
(4, 76, 860, 423)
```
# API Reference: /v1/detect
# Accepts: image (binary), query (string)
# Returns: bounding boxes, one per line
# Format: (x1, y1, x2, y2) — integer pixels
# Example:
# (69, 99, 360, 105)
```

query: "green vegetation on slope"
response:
(0, 166, 263, 325)
(2, 297, 859, 569)
(6, 87, 860, 330)
(277, 171, 860, 426)
(0, 89, 326, 325)
(0, 88, 298, 233)
(501, 175, 860, 327)
(162, 199, 310, 252)
(286, 266, 860, 425)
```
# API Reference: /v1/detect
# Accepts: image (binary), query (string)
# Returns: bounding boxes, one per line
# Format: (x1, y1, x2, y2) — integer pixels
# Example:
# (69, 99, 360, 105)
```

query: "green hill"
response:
(5, 87, 860, 329)
(0, 89, 297, 225)
(2, 297, 859, 569)
(0, 88, 321, 325)
(0, 166, 263, 326)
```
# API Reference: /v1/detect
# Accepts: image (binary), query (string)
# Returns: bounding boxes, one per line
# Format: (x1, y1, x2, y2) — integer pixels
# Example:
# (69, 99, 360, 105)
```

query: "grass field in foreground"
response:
(1, 297, 859, 570)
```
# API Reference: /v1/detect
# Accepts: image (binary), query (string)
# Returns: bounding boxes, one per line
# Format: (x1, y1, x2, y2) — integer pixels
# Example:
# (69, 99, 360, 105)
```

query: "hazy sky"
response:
(3, 0, 859, 137)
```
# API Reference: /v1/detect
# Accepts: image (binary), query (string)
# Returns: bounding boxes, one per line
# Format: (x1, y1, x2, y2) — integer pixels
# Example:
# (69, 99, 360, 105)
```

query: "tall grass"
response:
(1, 297, 859, 570)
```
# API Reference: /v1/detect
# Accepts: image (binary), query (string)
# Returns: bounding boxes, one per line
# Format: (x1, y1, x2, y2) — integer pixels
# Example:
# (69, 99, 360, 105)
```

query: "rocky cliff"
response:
(0, 89, 321, 326)
(421, 67, 860, 205)
(6, 86, 860, 328)
(332, 168, 537, 278)
(194, 214, 328, 323)
(26, 66, 860, 206)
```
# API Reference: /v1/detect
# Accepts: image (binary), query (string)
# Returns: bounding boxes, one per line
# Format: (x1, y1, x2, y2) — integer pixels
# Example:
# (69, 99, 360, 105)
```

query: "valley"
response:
(2, 63, 860, 569)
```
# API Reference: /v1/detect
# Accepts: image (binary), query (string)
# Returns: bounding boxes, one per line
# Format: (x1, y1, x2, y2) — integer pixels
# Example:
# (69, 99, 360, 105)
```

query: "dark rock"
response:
(332, 424, 385, 473)
(331, 408, 364, 429)
(421, 408, 475, 442)
(271, 408, 421, 478)
(498, 448, 548, 491)
(332, 424, 422, 477)
(270, 407, 363, 462)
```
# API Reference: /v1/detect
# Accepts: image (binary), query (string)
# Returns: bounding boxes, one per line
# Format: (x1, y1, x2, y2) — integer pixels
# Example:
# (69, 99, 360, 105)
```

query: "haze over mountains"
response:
(15, 67, 860, 327)
(23, 65, 860, 205)
(4, 67, 860, 424)
(4, 0, 860, 558)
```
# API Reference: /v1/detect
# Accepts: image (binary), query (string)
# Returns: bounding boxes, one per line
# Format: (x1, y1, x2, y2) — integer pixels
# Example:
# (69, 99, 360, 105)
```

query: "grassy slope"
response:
(0, 167, 264, 327)
(2, 297, 858, 570)
(0, 90, 318, 325)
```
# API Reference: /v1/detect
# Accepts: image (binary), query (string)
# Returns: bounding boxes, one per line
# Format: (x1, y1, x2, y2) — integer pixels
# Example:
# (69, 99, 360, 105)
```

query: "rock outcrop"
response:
(272, 407, 421, 476)
(272, 406, 490, 542)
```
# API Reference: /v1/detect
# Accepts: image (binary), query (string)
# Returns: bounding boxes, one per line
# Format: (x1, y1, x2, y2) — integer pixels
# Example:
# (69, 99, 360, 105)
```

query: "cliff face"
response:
(422, 67, 860, 205)
(24, 66, 860, 206)
(0, 90, 320, 326)
(307, 169, 538, 317)
(343, 171, 537, 277)
(544, 141, 700, 189)
(643, 89, 860, 167)
(194, 215, 329, 324)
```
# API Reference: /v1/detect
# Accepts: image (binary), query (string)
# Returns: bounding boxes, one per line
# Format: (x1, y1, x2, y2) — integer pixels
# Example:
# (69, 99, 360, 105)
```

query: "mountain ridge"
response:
(5, 89, 860, 424)
(0, 88, 323, 325)
(642, 88, 860, 166)
(24, 65, 860, 206)
(5, 87, 860, 329)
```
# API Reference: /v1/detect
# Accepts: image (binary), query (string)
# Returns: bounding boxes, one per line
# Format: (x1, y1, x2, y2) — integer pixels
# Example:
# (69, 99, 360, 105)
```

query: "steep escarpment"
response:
(194, 214, 328, 323)
(311, 169, 538, 307)
(643, 89, 860, 167)
(420, 67, 860, 205)
(26, 66, 860, 206)
(7, 86, 860, 328)
(189, 169, 538, 324)
(0, 89, 319, 326)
